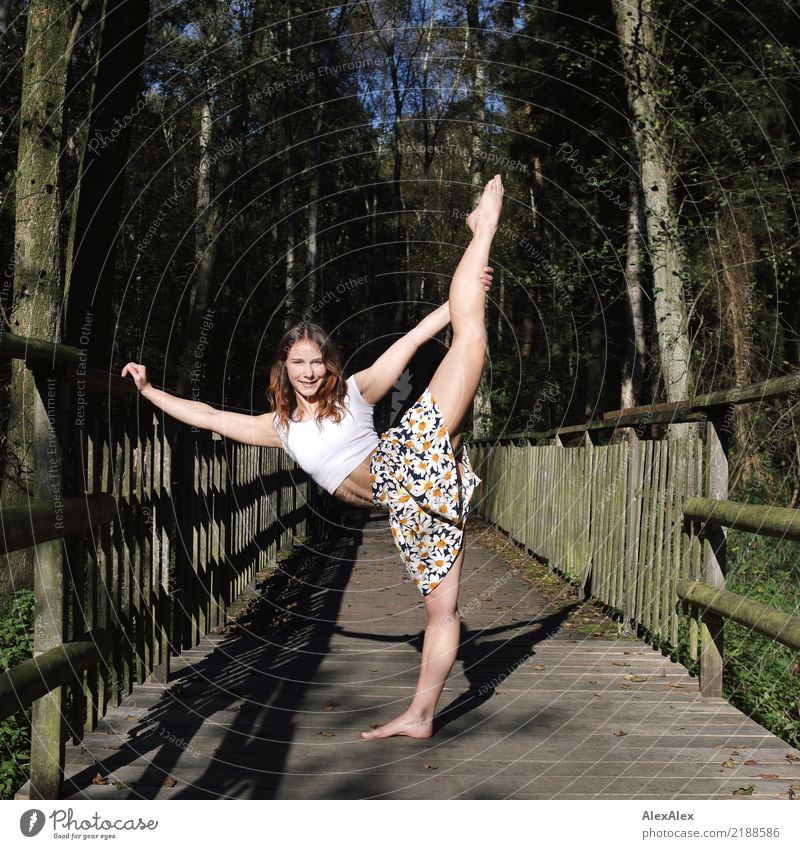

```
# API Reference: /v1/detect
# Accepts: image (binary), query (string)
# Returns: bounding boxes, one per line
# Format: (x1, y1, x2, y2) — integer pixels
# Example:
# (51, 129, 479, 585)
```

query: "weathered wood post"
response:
(623, 425, 641, 623)
(699, 406, 731, 697)
(581, 431, 594, 600)
(29, 372, 69, 798)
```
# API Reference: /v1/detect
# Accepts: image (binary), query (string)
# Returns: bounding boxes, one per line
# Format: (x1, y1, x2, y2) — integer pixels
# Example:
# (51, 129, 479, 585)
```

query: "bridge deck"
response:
(60, 514, 800, 800)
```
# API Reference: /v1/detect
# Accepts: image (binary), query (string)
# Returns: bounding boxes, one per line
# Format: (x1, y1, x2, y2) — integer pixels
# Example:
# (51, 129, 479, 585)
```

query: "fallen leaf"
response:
(588, 679, 598, 684)
(612, 661, 631, 667)
(786, 754, 800, 763)
(786, 788, 795, 799)
(731, 751, 741, 757)
(164, 777, 177, 787)
(620, 683, 632, 689)
(125, 715, 140, 721)
(613, 730, 627, 737)
(721, 759, 736, 768)
(322, 701, 339, 711)
(533, 664, 546, 670)
(674, 726, 685, 731)
(790, 784, 800, 790)
(624, 674, 648, 682)
(668, 682, 685, 689)
(759, 773, 780, 780)
(732, 785, 754, 796)
(713, 742, 726, 749)
(91, 772, 108, 786)
(743, 759, 758, 765)
(114, 781, 134, 790)
(319, 730, 335, 737)
(423, 762, 438, 769)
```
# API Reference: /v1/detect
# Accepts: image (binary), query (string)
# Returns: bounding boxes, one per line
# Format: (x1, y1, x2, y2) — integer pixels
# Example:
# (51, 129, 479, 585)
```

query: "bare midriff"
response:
(333, 446, 383, 510)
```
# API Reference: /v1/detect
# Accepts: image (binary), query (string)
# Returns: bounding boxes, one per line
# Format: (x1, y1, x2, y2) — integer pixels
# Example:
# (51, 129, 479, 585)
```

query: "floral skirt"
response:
(370, 387, 481, 596)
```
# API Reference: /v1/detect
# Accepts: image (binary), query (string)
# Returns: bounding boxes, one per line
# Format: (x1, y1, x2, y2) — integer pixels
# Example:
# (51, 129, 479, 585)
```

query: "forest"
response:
(0, 0, 799, 800)
(2, 0, 799, 494)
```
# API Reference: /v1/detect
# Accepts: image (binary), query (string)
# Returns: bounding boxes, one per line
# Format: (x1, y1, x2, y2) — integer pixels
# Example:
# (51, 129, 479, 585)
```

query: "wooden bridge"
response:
(1, 331, 800, 799)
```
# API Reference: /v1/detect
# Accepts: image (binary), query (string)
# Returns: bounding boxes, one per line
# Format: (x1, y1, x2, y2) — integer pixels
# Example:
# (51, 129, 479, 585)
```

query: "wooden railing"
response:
(678, 497, 800, 696)
(469, 371, 800, 699)
(0, 331, 328, 798)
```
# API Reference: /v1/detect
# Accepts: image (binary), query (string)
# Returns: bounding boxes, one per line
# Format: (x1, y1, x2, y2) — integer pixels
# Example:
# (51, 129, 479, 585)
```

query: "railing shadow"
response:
(62, 510, 369, 799)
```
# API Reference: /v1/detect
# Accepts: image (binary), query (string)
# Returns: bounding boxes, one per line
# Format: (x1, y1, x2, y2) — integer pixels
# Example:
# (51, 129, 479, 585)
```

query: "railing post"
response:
(699, 409, 730, 697)
(579, 431, 593, 597)
(148, 413, 169, 683)
(29, 373, 68, 799)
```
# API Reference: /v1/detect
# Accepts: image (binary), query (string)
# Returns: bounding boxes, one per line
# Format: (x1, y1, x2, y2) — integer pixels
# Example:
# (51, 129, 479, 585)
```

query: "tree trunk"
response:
(584, 299, 604, 419)
(63, 0, 150, 369)
(306, 27, 322, 305)
(521, 313, 535, 360)
(177, 2, 266, 392)
(714, 206, 762, 488)
(0, 0, 11, 34)
(2, 0, 72, 593)
(613, 0, 694, 436)
(620, 158, 646, 409)
(467, 0, 492, 439)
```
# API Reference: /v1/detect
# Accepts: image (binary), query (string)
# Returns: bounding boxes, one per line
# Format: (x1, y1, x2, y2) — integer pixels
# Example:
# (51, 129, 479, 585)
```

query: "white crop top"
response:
(272, 374, 380, 495)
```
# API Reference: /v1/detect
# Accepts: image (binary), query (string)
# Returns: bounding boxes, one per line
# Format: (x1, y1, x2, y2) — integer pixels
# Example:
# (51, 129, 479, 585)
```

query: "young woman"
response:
(122, 174, 505, 739)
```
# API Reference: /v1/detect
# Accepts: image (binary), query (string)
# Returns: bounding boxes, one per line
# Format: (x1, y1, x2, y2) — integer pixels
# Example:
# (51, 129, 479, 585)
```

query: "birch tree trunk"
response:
(2, 0, 72, 593)
(620, 158, 646, 410)
(613, 0, 694, 435)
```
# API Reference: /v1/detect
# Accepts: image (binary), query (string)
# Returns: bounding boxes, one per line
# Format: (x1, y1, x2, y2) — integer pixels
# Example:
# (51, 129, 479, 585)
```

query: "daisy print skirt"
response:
(370, 387, 481, 596)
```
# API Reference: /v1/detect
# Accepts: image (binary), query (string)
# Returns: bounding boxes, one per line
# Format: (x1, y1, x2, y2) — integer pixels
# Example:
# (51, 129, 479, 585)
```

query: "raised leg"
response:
(428, 175, 504, 449)
(360, 529, 466, 740)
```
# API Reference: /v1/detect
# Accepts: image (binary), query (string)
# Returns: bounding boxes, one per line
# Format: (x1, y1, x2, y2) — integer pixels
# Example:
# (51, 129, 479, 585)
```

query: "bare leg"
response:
(428, 175, 504, 444)
(360, 181, 503, 740)
(361, 527, 466, 740)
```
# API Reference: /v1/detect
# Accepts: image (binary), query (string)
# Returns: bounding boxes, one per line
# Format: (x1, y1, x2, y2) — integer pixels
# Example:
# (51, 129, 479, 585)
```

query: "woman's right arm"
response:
(121, 362, 283, 448)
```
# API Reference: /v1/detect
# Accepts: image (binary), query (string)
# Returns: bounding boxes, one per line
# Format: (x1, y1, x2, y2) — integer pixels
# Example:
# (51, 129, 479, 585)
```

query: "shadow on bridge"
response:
(62, 510, 577, 799)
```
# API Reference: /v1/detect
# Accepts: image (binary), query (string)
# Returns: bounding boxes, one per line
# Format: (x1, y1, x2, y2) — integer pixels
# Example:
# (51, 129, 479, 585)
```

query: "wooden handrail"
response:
(0, 331, 136, 398)
(468, 370, 800, 443)
(0, 631, 113, 722)
(0, 331, 83, 365)
(676, 579, 800, 652)
(683, 497, 800, 542)
(603, 371, 800, 421)
(0, 495, 118, 554)
(470, 410, 708, 443)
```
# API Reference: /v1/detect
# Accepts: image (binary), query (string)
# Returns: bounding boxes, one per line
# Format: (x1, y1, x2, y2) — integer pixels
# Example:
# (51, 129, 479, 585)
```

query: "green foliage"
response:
(0, 591, 34, 800)
(722, 531, 800, 748)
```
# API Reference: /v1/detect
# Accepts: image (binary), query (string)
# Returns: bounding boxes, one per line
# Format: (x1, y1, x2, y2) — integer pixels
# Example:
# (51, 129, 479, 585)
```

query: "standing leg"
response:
(361, 527, 466, 740)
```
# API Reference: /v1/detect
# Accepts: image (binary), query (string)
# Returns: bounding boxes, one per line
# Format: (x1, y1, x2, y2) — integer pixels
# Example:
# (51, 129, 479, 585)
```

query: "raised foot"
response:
(466, 173, 504, 234)
(361, 711, 434, 740)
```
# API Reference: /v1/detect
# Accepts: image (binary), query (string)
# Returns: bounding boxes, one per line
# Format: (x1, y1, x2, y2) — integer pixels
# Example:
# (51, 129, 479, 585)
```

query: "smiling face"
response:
(285, 338, 328, 399)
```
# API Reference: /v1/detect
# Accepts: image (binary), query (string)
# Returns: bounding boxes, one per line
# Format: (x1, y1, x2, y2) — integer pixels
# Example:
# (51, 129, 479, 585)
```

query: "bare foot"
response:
(466, 174, 504, 234)
(361, 710, 434, 740)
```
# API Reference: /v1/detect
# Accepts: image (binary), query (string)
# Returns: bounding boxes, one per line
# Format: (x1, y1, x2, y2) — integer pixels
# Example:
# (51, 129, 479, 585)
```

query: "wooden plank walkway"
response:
(60, 513, 800, 800)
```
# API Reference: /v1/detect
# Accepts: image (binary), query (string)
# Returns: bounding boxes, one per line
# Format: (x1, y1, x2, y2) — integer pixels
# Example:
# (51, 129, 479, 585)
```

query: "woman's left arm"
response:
(353, 266, 493, 405)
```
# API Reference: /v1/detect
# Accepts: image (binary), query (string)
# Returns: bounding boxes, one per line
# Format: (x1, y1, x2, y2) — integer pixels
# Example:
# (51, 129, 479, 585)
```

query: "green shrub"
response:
(0, 590, 34, 800)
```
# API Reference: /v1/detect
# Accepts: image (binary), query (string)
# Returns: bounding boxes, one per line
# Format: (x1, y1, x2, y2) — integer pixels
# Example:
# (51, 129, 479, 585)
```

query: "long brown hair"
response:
(268, 322, 348, 433)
